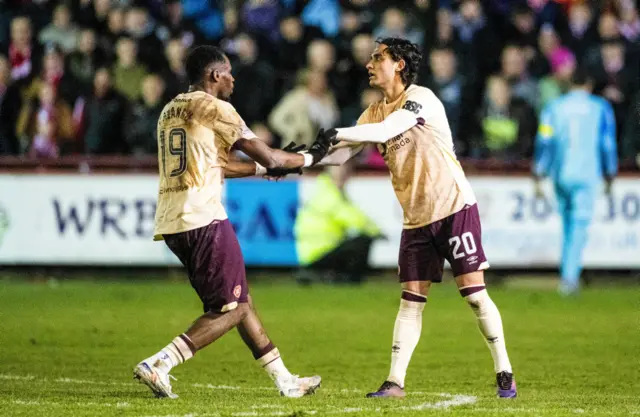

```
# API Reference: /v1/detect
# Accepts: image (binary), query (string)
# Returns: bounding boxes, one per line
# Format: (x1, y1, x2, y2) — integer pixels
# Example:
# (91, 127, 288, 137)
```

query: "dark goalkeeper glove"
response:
(306, 128, 337, 165)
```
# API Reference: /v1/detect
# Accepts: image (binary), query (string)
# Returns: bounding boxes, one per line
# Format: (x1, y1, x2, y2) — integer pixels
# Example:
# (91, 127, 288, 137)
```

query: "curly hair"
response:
(376, 37, 422, 86)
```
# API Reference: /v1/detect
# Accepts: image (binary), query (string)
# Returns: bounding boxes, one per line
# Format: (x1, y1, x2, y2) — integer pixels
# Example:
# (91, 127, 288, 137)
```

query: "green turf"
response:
(0, 276, 638, 416)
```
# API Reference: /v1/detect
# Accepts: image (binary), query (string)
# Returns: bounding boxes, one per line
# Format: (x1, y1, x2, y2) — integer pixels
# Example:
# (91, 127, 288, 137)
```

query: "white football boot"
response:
(133, 360, 178, 399)
(277, 375, 322, 398)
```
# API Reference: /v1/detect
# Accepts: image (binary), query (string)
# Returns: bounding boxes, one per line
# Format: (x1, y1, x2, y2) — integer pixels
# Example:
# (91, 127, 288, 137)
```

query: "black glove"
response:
(265, 141, 306, 177)
(307, 128, 338, 165)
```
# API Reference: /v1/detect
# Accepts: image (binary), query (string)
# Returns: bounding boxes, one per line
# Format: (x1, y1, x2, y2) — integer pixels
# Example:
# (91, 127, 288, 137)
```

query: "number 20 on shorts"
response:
(449, 232, 477, 259)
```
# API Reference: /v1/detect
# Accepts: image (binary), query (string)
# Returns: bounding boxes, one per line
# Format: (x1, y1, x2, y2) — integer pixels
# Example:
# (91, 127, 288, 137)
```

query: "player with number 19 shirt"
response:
(316, 37, 517, 399)
(153, 91, 246, 238)
(133, 45, 329, 401)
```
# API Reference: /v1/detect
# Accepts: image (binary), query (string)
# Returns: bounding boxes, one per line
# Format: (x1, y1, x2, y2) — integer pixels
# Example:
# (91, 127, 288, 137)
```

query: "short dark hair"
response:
(571, 67, 592, 86)
(376, 37, 422, 86)
(185, 45, 227, 86)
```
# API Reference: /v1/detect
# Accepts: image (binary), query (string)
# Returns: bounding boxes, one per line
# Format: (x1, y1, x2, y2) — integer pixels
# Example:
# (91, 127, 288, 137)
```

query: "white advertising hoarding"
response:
(0, 174, 638, 268)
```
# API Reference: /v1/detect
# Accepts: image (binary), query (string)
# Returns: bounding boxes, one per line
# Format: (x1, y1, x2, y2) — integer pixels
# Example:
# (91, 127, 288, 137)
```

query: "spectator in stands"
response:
(125, 7, 165, 69)
(334, 33, 374, 110)
(434, 8, 459, 49)
(124, 74, 165, 155)
(505, 5, 538, 55)
(4, 16, 40, 82)
(621, 91, 640, 169)
(101, 7, 126, 62)
(500, 44, 539, 109)
(426, 45, 470, 144)
(80, 67, 127, 154)
(229, 33, 277, 125)
(618, 4, 640, 42)
(161, 38, 189, 99)
(242, 0, 283, 44)
(275, 16, 311, 88)
(586, 40, 639, 132)
(38, 4, 79, 54)
(529, 24, 559, 77)
(471, 75, 536, 160)
(67, 28, 104, 90)
(112, 37, 148, 102)
(596, 11, 621, 42)
(538, 47, 576, 112)
(452, 0, 501, 84)
(269, 69, 338, 148)
(294, 161, 383, 285)
(157, 0, 202, 48)
(16, 83, 74, 158)
(373, 7, 424, 47)
(306, 38, 351, 107)
(72, 0, 111, 33)
(565, 2, 598, 58)
(333, 9, 363, 62)
(21, 45, 80, 110)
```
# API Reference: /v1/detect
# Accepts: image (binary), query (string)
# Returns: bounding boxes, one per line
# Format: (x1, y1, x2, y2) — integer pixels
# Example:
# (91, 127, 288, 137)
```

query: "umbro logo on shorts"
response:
(233, 285, 242, 298)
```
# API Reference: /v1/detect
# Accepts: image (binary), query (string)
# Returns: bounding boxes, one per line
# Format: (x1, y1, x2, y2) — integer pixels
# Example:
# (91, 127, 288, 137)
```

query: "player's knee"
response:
(401, 280, 430, 296)
(233, 302, 251, 321)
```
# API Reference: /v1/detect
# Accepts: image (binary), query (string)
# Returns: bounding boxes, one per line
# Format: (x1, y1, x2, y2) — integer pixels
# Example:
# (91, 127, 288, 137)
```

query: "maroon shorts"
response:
(163, 219, 249, 313)
(398, 204, 489, 283)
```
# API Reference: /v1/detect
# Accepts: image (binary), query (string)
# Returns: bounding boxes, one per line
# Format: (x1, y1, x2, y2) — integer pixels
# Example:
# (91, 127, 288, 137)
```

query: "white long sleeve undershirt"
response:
(335, 109, 421, 144)
(317, 144, 364, 166)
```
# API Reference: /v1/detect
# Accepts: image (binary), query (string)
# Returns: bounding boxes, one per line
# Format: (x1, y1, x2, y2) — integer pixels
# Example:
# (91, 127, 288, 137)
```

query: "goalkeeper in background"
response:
(533, 68, 618, 295)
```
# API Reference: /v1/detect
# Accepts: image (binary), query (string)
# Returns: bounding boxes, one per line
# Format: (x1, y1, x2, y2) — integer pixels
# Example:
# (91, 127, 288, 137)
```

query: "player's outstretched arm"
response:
(224, 160, 264, 178)
(334, 109, 421, 144)
(317, 143, 365, 166)
(234, 131, 332, 170)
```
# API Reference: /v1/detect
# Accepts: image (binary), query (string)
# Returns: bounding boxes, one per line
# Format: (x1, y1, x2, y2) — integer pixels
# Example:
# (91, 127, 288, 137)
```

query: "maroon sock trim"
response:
(171, 341, 186, 362)
(261, 356, 281, 368)
(459, 285, 486, 297)
(253, 341, 276, 360)
(401, 291, 427, 303)
(179, 333, 197, 355)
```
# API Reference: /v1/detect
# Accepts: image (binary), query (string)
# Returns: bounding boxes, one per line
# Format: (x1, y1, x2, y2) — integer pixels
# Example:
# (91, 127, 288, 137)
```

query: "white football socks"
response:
(149, 334, 195, 373)
(258, 347, 293, 386)
(462, 286, 512, 373)
(387, 291, 426, 388)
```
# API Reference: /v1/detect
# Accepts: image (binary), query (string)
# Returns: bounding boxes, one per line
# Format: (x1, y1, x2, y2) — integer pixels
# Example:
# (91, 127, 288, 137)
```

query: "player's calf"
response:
(459, 284, 516, 398)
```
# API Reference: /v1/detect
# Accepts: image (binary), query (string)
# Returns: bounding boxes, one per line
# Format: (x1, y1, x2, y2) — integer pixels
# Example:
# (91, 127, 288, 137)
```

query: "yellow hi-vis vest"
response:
(294, 174, 381, 265)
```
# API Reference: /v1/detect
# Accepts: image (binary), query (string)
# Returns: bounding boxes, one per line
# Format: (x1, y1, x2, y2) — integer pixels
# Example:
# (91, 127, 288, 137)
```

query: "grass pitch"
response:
(0, 274, 638, 416)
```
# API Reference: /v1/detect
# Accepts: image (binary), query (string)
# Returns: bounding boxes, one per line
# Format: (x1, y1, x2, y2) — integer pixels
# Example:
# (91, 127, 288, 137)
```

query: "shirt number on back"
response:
(160, 128, 187, 178)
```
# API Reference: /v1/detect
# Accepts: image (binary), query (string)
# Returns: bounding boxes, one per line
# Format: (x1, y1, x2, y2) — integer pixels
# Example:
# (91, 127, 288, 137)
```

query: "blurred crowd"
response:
(0, 0, 638, 167)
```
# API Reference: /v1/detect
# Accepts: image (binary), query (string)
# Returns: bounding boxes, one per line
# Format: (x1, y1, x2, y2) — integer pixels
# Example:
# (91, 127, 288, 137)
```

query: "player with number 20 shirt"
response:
(315, 37, 517, 399)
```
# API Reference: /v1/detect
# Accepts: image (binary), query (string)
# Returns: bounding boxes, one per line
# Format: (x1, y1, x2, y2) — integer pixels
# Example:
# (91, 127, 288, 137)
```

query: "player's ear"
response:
(211, 69, 220, 83)
(395, 59, 406, 73)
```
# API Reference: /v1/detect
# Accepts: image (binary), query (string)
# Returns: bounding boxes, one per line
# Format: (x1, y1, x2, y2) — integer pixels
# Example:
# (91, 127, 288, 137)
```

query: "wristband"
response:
(255, 163, 267, 176)
(299, 152, 314, 167)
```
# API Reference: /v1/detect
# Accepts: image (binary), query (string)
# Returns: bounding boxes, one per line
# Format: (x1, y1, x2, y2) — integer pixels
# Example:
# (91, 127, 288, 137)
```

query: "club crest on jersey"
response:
(233, 285, 242, 298)
(402, 100, 422, 115)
